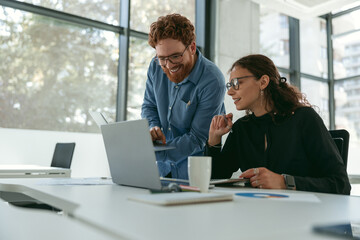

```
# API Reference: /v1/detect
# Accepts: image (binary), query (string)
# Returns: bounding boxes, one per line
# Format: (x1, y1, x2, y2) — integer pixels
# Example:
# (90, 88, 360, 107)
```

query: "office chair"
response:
(329, 129, 350, 169)
(51, 142, 76, 169)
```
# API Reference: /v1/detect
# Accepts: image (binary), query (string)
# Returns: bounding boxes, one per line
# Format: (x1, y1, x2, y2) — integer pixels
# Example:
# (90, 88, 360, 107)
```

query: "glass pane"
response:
(130, 0, 195, 33)
(127, 37, 154, 120)
(333, 31, 360, 79)
(300, 18, 328, 78)
(19, 0, 120, 25)
(260, 6, 290, 68)
(335, 78, 360, 174)
(301, 78, 329, 128)
(332, 2, 360, 15)
(333, 8, 360, 36)
(0, 7, 118, 133)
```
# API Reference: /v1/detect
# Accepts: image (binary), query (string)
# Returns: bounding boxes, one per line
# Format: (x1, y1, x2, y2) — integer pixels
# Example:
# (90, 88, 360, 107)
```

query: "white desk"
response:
(0, 164, 70, 178)
(0, 178, 358, 240)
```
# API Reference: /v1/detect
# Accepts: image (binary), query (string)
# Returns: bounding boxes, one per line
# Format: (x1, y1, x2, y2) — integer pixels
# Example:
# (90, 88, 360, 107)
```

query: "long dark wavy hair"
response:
(229, 54, 310, 120)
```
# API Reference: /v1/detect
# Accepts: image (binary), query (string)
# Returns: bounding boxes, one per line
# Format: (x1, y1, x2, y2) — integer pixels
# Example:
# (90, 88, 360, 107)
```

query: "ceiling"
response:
(252, 0, 360, 19)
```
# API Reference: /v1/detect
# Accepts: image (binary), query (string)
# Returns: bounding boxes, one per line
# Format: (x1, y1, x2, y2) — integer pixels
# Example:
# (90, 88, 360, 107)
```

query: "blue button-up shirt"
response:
(141, 49, 225, 179)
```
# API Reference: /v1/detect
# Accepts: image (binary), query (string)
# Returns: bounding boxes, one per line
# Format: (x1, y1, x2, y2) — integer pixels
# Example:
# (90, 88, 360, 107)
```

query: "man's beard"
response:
(162, 61, 193, 84)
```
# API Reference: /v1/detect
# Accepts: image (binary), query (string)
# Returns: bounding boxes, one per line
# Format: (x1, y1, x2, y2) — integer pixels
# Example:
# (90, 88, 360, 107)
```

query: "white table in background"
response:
(0, 164, 70, 178)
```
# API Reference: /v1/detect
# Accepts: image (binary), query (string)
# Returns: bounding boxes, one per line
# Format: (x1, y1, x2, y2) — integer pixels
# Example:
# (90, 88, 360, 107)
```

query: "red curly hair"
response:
(148, 13, 196, 48)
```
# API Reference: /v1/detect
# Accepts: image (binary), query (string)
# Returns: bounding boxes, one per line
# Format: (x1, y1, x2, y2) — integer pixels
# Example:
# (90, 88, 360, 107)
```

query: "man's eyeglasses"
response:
(226, 76, 256, 90)
(155, 45, 189, 66)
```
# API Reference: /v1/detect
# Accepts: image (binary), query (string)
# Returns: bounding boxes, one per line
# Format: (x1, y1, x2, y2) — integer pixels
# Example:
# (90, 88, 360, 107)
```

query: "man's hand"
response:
(150, 126, 166, 144)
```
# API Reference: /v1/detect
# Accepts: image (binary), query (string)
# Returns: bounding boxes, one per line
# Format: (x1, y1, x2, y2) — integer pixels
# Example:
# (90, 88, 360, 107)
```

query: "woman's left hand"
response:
(240, 167, 286, 189)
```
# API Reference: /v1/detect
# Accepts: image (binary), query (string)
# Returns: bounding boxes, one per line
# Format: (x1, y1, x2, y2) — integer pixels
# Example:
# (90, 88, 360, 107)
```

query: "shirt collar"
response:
(250, 112, 272, 122)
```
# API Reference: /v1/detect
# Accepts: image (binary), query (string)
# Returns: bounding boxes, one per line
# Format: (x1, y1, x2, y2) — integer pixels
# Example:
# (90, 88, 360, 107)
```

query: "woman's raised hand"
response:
(208, 113, 233, 146)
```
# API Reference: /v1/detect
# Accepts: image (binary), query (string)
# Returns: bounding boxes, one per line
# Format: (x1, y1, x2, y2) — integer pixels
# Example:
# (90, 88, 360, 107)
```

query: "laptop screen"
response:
(100, 119, 164, 190)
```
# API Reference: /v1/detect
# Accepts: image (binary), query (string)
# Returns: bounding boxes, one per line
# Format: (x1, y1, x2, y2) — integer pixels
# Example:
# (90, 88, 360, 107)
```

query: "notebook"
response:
(100, 119, 248, 191)
(128, 192, 233, 206)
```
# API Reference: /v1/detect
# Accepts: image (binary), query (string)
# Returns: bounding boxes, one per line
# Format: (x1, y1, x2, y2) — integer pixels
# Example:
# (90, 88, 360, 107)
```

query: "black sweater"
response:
(206, 107, 351, 195)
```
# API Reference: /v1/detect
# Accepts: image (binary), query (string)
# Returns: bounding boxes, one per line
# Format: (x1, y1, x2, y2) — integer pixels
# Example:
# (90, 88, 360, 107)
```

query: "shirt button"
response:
(169, 106, 171, 110)
(168, 128, 171, 131)
(175, 86, 178, 88)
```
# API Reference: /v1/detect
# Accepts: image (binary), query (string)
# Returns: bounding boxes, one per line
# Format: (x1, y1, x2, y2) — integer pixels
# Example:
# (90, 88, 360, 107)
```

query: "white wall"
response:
(216, 0, 260, 121)
(214, 0, 260, 175)
(0, 128, 110, 178)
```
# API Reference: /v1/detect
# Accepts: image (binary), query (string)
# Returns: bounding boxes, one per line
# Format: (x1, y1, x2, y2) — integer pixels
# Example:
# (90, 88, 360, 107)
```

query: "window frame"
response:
(0, 0, 210, 122)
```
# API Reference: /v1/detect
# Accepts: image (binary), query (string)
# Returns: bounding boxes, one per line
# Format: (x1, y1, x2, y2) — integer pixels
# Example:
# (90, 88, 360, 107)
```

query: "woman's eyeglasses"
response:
(226, 76, 256, 90)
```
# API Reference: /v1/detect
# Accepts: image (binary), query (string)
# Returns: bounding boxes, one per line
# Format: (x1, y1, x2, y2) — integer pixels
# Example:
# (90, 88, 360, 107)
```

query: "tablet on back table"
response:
(101, 119, 177, 190)
(89, 111, 109, 127)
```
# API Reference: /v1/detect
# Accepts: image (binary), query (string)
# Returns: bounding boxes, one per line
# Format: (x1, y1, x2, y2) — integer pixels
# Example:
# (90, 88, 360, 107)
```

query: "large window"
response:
(300, 18, 328, 78)
(332, 7, 360, 174)
(130, 0, 195, 33)
(301, 78, 329, 128)
(299, 16, 329, 128)
(0, 0, 196, 133)
(259, 2, 360, 174)
(19, 0, 121, 25)
(260, 6, 290, 68)
(333, 31, 360, 79)
(127, 37, 153, 120)
(0, 6, 118, 133)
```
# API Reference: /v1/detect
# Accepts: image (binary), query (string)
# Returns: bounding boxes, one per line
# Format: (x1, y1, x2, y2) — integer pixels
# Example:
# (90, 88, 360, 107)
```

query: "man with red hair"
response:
(142, 14, 225, 179)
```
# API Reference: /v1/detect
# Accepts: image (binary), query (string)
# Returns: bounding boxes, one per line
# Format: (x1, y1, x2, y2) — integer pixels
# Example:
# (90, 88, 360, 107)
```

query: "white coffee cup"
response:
(188, 156, 212, 193)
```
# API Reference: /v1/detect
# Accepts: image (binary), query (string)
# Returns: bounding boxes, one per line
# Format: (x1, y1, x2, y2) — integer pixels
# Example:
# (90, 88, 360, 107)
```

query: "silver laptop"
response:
(101, 119, 182, 190)
(100, 119, 249, 190)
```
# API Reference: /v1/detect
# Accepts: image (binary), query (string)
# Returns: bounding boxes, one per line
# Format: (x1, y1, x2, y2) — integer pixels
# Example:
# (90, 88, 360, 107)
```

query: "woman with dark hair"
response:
(206, 54, 351, 194)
